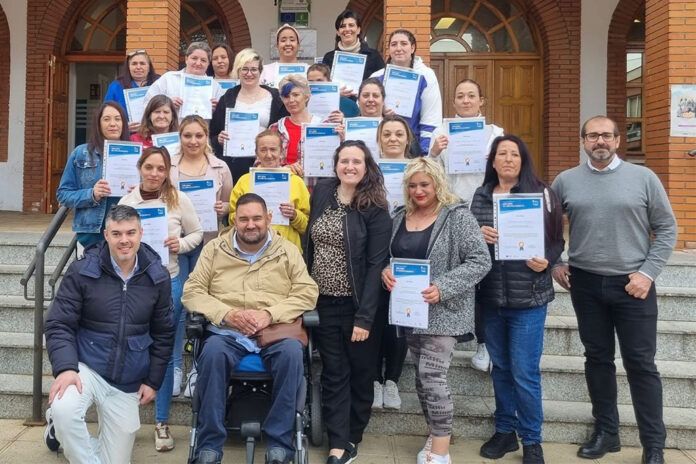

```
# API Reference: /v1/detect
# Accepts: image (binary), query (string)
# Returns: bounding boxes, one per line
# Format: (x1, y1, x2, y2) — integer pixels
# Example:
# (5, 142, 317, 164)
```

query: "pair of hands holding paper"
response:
(480, 225, 549, 272)
(381, 268, 441, 305)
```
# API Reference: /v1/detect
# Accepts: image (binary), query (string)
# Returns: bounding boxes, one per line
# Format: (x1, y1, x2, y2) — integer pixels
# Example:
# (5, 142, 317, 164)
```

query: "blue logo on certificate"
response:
(379, 162, 407, 174)
(388, 68, 419, 81)
(279, 65, 306, 74)
(448, 121, 484, 133)
(499, 198, 541, 213)
(154, 134, 179, 146)
(254, 172, 289, 184)
(229, 112, 259, 121)
(137, 207, 166, 219)
(393, 263, 428, 276)
(337, 54, 365, 64)
(179, 180, 213, 192)
(107, 144, 140, 156)
(306, 127, 335, 138)
(348, 119, 379, 130)
(310, 84, 338, 94)
(128, 88, 148, 98)
(185, 76, 211, 87)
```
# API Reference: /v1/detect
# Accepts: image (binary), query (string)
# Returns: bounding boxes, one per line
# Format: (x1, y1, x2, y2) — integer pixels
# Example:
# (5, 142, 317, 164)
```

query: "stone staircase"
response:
(0, 231, 694, 448)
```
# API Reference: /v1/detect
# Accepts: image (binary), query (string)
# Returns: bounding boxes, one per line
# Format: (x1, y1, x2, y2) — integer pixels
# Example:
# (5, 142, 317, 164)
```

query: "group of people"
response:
(42, 8, 677, 464)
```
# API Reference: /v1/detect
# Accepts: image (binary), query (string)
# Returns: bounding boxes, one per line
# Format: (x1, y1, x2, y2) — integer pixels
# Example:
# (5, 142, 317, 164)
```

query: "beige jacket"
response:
(182, 228, 319, 327)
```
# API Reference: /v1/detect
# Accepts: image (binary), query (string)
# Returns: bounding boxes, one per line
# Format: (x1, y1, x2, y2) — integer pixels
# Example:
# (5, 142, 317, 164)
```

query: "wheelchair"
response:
(185, 310, 323, 464)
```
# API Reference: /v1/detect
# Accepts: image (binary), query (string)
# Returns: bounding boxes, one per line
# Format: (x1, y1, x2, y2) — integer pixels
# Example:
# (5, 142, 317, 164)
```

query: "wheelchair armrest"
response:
(302, 310, 320, 328)
(185, 312, 207, 339)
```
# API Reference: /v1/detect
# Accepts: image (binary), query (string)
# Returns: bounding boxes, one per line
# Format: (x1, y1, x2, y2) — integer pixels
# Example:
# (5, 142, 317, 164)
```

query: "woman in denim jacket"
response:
(57, 101, 130, 247)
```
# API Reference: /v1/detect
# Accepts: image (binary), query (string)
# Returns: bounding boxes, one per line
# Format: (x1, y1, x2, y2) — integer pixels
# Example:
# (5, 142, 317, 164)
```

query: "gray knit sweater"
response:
(551, 160, 677, 279)
(390, 202, 492, 336)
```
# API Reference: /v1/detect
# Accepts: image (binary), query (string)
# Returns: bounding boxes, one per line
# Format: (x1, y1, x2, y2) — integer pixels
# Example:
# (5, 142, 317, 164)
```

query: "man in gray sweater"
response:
(551, 115, 676, 464)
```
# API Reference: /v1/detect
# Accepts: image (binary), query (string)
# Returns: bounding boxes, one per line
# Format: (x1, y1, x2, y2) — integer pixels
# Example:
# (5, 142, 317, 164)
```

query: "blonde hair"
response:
(178, 115, 214, 159)
(402, 157, 459, 215)
(232, 48, 264, 78)
(278, 74, 311, 97)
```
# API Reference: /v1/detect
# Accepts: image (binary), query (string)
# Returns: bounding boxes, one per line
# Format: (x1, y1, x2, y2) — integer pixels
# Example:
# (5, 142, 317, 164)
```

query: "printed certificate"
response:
(250, 168, 292, 226)
(277, 64, 309, 86)
(345, 117, 380, 158)
(378, 160, 408, 214)
(180, 74, 214, 119)
(302, 123, 340, 177)
(123, 86, 149, 124)
(217, 79, 239, 91)
(102, 140, 142, 197)
(383, 65, 421, 118)
(178, 179, 217, 232)
(135, 205, 169, 266)
(389, 258, 431, 329)
(151, 132, 181, 157)
(224, 109, 259, 158)
(445, 117, 488, 174)
(493, 193, 545, 260)
(330, 51, 367, 94)
(308, 82, 340, 119)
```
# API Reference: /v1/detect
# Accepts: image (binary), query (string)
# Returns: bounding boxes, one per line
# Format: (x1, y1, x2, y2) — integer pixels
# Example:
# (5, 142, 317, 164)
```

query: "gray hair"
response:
(105, 205, 141, 227)
(186, 41, 212, 62)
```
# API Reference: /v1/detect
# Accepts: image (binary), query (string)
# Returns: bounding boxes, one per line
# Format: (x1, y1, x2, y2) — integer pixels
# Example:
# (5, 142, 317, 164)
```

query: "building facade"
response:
(0, 0, 694, 248)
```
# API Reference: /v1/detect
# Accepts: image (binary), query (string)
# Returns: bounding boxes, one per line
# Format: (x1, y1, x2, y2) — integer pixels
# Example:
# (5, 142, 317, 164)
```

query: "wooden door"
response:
(46, 56, 70, 213)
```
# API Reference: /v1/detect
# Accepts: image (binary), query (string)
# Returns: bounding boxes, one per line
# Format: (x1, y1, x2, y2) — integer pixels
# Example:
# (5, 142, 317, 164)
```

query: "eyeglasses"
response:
(584, 132, 617, 142)
(127, 49, 147, 58)
(240, 67, 260, 75)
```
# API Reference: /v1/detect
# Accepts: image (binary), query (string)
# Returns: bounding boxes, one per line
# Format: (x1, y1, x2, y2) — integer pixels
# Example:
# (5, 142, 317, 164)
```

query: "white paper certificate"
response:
(308, 82, 340, 120)
(494, 193, 545, 261)
(303, 123, 340, 177)
(224, 110, 259, 158)
(345, 117, 380, 157)
(102, 140, 142, 197)
(330, 51, 367, 94)
(378, 160, 408, 213)
(123, 86, 150, 124)
(445, 117, 488, 174)
(250, 168, 291, 226)
(277, 64, 309, 86)
(389, 258, 430, 329)
(178, 179, 217, 232)
(151, 132, 181, 157)
(180, 74, 214, 119)
(383, 65, 421, 118)
(217, 79, 239, 91)
(136, 206, 169, 266)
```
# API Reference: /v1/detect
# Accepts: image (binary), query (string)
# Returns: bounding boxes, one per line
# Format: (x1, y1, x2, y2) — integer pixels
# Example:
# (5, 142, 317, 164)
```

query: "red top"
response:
(283, 118, 302, 165)
(130, 133, 153, 148)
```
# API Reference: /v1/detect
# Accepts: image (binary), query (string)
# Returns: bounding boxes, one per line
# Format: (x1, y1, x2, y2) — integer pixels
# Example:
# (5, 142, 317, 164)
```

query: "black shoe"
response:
(345, 442, 358, 462)
(44, 408, 60, 452)
(480, 431, 519, 459)
(266, 446, 291, 464)
(642, 448, 664, 464)
(523, 444, 545, 464)
(577, 430, 621, 459)
(325, 448, 356, 464)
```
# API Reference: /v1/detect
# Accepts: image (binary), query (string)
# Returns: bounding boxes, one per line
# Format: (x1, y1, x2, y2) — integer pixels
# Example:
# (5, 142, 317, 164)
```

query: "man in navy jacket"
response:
(44, 205, 173, 463)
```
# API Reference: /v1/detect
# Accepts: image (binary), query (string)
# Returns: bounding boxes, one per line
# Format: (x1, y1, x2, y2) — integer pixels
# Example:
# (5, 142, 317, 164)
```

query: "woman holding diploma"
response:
(357, 78, 387, 118)
(371, 29, 442, 155)
(57, 101, 130, 247)
(321, 10, 385, 90)
(260, 24, 306, 88)
(104, 49, 159, 130)
(210, 48, 288, 183)
(119, 147, 203, 453)
(381, 157, 491, 464)
(228, 130, 309, 250)
(305, 140, 391, 464)
(208, 43, 234, 80)
(130, 95, 179, 148)
(469, 135, 563, 464)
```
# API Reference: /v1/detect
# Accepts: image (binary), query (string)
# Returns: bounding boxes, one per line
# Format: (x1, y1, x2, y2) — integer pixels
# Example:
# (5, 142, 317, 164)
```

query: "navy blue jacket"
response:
(45, 241, 174, 393)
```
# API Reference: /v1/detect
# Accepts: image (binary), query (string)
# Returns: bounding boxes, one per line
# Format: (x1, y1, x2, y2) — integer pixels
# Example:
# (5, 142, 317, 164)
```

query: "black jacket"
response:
(305, 179, 392, 330)
(322, 41, 386, 83)
(470, 182, 565, 309)
(45, 241, 174, 393)
(209, 85, 289, 182)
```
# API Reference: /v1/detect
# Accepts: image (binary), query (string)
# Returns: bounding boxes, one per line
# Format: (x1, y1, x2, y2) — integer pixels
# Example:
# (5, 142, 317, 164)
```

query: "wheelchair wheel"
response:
(310, 379, 323, 446)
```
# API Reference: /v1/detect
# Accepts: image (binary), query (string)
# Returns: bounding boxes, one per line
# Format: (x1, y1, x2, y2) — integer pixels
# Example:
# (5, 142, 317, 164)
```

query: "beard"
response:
(586, 144, 615, 162)
(238, 229, 266, 246)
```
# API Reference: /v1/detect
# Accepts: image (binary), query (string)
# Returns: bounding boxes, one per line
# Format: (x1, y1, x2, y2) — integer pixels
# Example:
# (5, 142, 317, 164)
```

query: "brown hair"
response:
(208, 43, 235, 77)
(117, 50, 159, 88)
(333, 140, 388, 211)
(307, 63, 331, 80)
(88, 102, 129, 155)
(386, 29, 416, 68)
(137, 147, 179, 210)
(138, 95, 179, 140)
(377, 114, 416, 158)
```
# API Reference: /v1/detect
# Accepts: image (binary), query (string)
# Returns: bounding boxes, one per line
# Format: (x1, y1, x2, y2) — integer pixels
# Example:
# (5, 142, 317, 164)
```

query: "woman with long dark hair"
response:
(104, 50, 159, 130)
(470, 135, 564, 464)
(305, 140, 392, 464)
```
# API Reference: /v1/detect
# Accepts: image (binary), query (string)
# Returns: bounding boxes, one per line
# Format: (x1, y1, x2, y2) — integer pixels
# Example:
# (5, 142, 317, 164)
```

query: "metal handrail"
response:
(20, 205, 77, 425)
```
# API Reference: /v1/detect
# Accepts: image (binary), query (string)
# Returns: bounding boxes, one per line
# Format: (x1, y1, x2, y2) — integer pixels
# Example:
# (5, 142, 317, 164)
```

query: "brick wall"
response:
(0, 6, 9, 163)
(645, 0, 696, 248)
(126, 0, 181, 72)
(383, 0, 432, 65)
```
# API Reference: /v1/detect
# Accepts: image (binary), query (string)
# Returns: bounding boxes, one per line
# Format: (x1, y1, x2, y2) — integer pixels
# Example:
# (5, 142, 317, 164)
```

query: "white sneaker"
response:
(183, 367, 197, 398)
(471, 343, 490, 372)
(372, 381, 383, 409)
(416, 436, 433, 464)
(172, 367, 182, 397)
(424, 452, 451, 464)
(382, 380, 401, 410)
(154, 422, 174, 452)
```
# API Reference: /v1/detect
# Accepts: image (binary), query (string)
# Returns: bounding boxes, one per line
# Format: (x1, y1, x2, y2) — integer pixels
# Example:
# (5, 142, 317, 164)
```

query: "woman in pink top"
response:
(130, 95, 179, 148)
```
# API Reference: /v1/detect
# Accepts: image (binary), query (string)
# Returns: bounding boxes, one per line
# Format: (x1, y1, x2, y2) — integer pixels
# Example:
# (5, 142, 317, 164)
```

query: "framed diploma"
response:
(135, 205, 169, 266)
(102, 140, 142, 197)
(330, 51, 367, 94)
(224, 109, 259, 158)
(378, 160, 408, 214)
(123, 86, 150, 124)
(250, 168, 292, 226)
(493, 193, 545, 260)
(383, 65, 421, 118)
(302, 123, 340, 177)
(445, 117, 488, 174)
(178, 179, 218, 232)
(389, 258, 431, 329)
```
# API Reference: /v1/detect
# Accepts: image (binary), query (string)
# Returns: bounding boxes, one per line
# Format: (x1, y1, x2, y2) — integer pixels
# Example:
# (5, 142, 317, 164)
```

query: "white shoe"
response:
(416, 436, 433, 464)
(424, 452, 451, 464)
(183, 367, 197, 398)
(154, 422, 174, 452)
(382, 380, 401, 410)
(471, 343, 490, 372)
(172, 367, 183, 397)
(372, 381, 383, 409)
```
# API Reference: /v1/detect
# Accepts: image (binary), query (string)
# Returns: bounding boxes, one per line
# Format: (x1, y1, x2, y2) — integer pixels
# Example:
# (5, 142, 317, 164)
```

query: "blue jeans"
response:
(155, 275, 183, 423)
(175, 243, 203, 369)
(484, 305, 547, 445)
(195, 335, 305, 459)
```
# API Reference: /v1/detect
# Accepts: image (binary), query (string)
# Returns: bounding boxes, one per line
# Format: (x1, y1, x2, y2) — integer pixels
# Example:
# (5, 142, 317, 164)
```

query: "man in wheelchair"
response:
(182, 193, 319, 464)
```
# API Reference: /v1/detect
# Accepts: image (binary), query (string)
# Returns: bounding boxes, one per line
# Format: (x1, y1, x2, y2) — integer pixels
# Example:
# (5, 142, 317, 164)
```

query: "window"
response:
(625, 11, 645, 156)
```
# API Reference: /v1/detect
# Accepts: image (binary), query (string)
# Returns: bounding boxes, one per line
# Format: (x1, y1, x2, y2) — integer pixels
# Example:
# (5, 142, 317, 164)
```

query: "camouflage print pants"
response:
(406, 334, 457, 437)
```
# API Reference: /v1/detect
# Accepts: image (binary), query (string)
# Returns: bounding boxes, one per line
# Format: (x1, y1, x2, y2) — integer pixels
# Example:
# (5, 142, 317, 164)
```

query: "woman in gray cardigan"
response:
(381, 158, 491, 464)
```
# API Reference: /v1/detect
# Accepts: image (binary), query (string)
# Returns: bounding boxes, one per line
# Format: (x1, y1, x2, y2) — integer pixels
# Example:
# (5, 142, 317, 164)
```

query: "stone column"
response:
(383, 0, 431, 65)
(126, 0, 181, 73)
